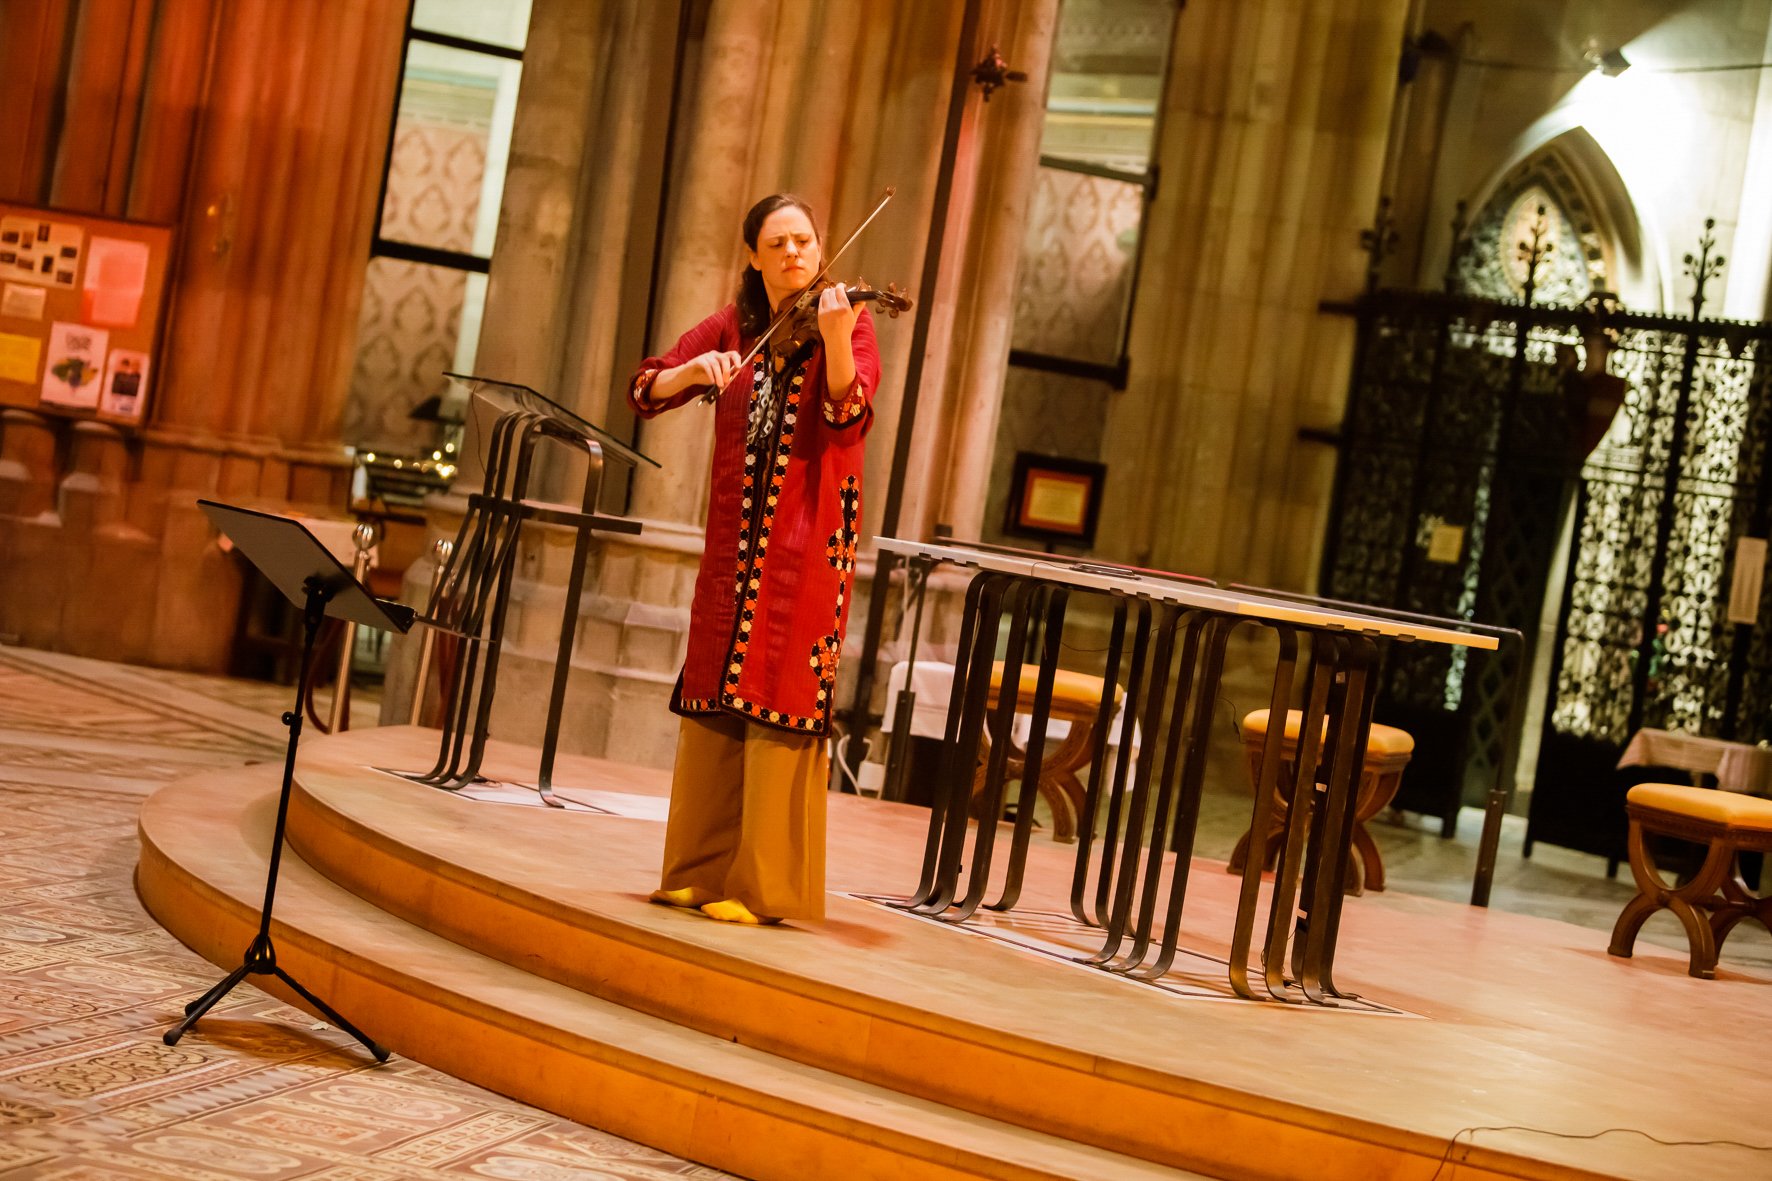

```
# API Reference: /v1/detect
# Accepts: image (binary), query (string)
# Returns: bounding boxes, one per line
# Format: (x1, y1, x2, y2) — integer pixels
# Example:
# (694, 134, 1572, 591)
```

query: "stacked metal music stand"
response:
(878, 538, 1514, 1007)
(404, 375, 652, 803)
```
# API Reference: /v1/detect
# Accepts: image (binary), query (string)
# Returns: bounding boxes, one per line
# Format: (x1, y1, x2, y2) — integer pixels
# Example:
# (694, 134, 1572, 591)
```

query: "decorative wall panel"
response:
(988, 166, 1139, 547)
(344, 86, 490, 452)
(983, 367, 1112, 545)
(1009, 168, 1142, 367)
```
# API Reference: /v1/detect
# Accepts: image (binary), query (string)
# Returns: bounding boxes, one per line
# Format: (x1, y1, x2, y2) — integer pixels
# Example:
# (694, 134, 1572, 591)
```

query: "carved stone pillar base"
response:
(500, 515, 702, 770)
(386, 496, 704, 771)
(0, 410, 56, 519)
(0, 411, 348, 669)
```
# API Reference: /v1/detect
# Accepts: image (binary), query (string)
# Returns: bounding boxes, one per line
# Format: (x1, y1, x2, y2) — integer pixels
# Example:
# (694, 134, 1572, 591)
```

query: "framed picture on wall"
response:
(1004, 452, 1106, 548)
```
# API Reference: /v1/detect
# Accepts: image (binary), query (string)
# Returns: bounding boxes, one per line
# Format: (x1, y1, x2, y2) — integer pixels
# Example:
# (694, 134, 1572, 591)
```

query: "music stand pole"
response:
(164, 573, 388, 1062)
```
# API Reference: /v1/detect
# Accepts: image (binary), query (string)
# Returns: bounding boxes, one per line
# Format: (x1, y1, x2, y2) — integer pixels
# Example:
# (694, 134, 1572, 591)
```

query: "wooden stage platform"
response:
(135, 727, 1771, 1180)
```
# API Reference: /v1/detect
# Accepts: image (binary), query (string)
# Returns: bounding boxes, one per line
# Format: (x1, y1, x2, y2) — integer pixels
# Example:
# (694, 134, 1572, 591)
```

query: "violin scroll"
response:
(850, 279, 912, 318)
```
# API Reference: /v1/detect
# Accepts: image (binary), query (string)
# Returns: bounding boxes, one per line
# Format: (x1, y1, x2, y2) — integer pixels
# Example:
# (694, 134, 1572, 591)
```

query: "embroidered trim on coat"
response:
(822, 377, 868, 427)
(721, 359, 824, 731)
(808, 476, 863, 713)
(629, 367, 660, 412)
(746, 365, 779, 446)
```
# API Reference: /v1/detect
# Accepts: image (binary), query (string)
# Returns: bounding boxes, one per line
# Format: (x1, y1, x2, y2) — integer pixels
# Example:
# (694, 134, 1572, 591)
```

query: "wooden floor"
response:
(136, 726, 1772, 1181)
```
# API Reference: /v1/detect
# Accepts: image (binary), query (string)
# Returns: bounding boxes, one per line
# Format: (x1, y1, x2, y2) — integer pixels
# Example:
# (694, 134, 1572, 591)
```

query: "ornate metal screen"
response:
(1322, 286, 1772, 845)
(1551, 326, 1772, 741)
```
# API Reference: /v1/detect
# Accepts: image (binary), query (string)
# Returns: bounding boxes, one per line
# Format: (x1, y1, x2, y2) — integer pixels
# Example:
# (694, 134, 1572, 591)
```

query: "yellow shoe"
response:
(649, 886, 715, 909)
(699, 899, 781, 925)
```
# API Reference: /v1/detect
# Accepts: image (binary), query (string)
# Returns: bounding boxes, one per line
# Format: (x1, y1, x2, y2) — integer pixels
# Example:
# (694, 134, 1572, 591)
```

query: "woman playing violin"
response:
(629, 193, 880, 925)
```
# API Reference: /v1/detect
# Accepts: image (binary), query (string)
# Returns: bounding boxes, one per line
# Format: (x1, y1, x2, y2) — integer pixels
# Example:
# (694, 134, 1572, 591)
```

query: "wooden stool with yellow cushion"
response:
(1606, 783, 1772, 979)
(969, 662, 1121, 844)
(1227, 709, 1414, 895)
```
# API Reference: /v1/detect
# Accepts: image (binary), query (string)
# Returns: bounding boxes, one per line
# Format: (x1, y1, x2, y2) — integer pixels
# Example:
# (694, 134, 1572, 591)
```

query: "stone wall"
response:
(1096, 0, 1413, 591)
(1394, 0, 1772, 317)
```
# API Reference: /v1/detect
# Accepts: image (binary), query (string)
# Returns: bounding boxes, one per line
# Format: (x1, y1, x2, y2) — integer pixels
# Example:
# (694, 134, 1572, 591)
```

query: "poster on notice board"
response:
(40, 321, 109, 409)
(0, 203, 171, 424)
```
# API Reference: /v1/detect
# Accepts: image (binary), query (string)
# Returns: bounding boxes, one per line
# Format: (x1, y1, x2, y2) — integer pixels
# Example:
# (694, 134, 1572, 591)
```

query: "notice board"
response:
(0, 202, 174, 425)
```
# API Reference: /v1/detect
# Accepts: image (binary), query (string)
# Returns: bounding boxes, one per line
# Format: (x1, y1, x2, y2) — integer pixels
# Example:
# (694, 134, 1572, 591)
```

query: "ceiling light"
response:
(1585, 43, 1631, 77)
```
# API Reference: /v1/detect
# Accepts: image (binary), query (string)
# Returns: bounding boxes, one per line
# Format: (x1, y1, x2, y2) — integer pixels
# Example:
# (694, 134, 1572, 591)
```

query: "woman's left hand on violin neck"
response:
(816, 282, 860, 392)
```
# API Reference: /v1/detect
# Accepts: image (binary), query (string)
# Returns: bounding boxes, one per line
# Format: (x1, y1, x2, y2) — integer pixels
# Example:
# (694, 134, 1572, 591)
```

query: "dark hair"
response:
(737, 193, 820, 338)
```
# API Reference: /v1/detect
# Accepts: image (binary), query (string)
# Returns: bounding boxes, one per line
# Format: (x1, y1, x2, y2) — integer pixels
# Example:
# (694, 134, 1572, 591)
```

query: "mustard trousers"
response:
(658, 713, 828, 921)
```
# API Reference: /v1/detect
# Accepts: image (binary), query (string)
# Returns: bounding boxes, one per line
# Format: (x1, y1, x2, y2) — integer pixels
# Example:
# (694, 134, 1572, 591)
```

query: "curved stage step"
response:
(138, 763, 1198, 1181)
(139, 727, 1768, 1181)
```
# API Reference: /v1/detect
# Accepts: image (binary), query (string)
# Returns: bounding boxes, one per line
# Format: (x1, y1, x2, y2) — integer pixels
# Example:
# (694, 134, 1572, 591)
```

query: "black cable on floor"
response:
(1429, 1124, 1772, 1179)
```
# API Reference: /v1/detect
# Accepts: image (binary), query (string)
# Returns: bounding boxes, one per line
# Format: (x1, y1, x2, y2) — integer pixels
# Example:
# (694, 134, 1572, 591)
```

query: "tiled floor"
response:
(0, 645, 730, 1180)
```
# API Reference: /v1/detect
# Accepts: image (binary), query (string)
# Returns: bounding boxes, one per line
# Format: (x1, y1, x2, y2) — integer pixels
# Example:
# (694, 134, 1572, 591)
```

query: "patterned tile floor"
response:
(0, 646, 730, 1181)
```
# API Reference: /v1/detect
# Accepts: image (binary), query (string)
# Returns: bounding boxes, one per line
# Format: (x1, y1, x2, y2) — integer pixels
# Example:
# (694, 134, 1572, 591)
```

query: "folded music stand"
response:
(164, 500, 416, 1062)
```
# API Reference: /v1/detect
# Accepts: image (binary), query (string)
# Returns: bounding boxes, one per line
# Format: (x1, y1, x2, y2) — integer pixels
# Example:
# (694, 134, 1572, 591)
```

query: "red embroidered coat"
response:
(629, 303, 878, 735)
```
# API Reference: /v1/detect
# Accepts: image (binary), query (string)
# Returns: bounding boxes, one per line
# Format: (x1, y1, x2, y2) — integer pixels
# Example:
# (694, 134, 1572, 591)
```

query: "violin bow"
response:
(705, 185, 896, 401)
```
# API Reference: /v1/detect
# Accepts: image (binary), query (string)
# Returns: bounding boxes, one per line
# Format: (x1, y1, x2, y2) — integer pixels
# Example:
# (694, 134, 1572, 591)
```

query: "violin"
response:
(766, 279, 913, 371)
(707, 187, 908, 400)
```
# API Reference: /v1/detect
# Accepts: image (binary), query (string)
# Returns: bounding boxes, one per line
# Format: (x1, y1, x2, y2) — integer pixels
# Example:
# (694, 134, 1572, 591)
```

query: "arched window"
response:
(1453, 150, 1612, 306)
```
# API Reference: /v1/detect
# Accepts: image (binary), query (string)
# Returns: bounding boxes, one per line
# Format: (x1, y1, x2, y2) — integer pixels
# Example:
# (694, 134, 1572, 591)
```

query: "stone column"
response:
(0, 0, 74, 201)
(900, 0, 1059, 542)
(626, 1, 774, 526)
(49, 0, 157, 214)
(153, 0, 400, 448)
(1097, 0, 1411, 590)
(146, 0, 404, 668)
(1725, 17, 1772, 319)
(475, 1, 676, 433)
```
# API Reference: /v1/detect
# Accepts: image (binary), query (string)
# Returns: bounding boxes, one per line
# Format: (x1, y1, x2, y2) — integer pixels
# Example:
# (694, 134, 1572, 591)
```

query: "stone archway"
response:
(1454, 126, 1659, 311)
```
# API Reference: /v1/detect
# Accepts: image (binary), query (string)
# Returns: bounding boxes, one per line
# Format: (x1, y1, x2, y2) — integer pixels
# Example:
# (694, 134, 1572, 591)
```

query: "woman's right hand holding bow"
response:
(649, 349, 744, 405)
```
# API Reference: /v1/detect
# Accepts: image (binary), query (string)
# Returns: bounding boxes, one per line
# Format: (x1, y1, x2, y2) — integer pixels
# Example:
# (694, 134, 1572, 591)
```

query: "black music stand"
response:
(163, 500, 416, 1062)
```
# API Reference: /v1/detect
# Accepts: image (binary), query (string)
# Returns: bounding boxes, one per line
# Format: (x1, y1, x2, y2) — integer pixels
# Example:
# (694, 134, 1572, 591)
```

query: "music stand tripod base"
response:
(167, 501, 412, 1063)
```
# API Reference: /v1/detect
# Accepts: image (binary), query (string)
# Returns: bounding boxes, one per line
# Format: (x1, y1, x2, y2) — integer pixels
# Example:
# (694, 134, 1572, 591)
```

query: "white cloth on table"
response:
(1617, 727, 1772, 797)
(880, 660, 959, 739)
(881, 660, 1140, 753)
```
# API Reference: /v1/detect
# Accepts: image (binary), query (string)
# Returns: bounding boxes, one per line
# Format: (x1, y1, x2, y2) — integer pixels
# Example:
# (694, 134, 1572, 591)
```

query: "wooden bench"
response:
(1607, 783, 1772, 979)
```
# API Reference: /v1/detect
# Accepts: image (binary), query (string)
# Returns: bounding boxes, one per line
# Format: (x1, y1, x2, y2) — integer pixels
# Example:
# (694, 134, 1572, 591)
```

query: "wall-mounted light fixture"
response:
(1584, 41, 1632, 77)
(970, 47, 1027, 101)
